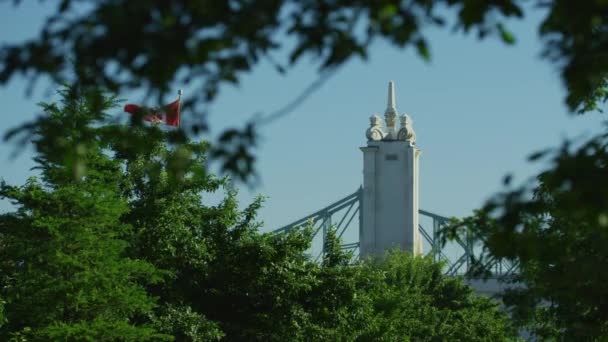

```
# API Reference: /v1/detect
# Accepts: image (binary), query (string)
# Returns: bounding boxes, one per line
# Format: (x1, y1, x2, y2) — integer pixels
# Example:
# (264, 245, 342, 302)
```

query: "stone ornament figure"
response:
(398, 113, 416, 145)
(364, 81, 417, 144)
(384, 110, 397, 140)
(366, 114, 385, 141)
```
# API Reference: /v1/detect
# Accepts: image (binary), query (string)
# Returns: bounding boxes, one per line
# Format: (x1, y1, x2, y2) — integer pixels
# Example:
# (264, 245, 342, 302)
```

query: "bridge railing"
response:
(273, 189, 518, 277)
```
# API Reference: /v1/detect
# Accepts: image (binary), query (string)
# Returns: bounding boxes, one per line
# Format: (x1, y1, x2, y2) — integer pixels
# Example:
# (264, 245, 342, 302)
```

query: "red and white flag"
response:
(124, 92, 181, 127)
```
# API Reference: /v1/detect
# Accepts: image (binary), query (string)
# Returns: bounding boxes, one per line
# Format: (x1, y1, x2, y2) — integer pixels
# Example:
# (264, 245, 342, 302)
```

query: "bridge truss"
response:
(273, 188, 518, 277)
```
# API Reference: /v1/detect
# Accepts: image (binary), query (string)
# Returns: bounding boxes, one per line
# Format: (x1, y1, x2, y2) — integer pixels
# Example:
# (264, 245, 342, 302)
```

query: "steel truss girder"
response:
(272, 188, 518, 277)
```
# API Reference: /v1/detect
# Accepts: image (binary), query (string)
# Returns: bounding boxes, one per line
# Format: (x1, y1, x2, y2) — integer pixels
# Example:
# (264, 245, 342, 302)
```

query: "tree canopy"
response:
(2, 0, 607, 180)
(0, 85, 515, 341)
(442, 126, 608, 340)
(0, 85, 168, 341)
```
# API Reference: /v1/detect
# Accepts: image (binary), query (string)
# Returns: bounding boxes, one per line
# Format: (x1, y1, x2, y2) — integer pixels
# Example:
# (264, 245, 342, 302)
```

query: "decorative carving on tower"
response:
(397, 113, 416, 145)
(366, 114, 385, 141)
(363, 81, 417, 144)
(384, 81, 398, 140)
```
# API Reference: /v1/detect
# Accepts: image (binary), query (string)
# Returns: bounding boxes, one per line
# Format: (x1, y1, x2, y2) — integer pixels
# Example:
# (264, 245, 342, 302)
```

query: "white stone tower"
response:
(360, 81, 422, 257)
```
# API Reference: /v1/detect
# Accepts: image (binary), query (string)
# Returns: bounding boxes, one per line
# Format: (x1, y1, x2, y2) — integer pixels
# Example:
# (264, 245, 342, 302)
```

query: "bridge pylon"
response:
(272, 81, 518, 279)
(360, 81, 422, 257)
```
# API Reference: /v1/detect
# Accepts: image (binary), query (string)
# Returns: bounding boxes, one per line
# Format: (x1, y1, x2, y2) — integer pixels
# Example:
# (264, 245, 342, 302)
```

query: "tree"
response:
(357, 249, 516, 341)
(3, 0, 608, 181)
(442, 131, 608, 340)
(0, 86, 168, 341)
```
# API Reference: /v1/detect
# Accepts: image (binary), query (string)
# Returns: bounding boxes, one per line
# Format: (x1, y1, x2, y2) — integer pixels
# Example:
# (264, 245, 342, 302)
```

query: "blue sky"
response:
(0, 3, 605, 234)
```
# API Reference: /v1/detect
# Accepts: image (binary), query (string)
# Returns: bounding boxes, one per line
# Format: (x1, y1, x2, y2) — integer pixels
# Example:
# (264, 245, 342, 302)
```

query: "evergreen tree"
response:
(0, 86, 167, 340)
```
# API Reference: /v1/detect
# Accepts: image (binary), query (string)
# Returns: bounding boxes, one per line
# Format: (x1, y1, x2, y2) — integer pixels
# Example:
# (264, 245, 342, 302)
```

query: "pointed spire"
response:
(387, 80, 396, 112)
(384, 81, 398, 139)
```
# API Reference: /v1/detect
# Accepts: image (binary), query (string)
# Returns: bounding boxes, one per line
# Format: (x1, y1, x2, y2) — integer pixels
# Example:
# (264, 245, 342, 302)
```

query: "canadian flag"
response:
(124, 94, 181, 127)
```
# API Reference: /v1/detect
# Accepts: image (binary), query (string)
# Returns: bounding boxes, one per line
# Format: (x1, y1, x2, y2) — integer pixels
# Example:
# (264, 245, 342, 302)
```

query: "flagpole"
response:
(177, 89, 183, 129)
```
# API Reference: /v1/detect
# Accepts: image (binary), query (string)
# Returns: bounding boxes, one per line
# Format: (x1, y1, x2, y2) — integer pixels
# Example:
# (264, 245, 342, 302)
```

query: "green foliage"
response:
(576, 78, 608, 114)
(0, 296, 5, 328)
(3, 1, 606, 113)
(151, 305, 224, 342)
(0, 0, 541, 182)
(357, 250, 515, 341)
(443, 129, 608, 340)
(0, 1, 523, 104)
(0, 87, 168, 340)
(3, 1, 607, 181)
